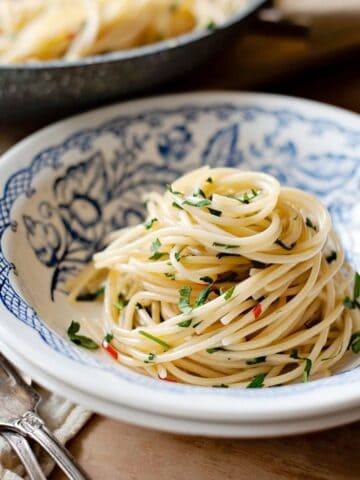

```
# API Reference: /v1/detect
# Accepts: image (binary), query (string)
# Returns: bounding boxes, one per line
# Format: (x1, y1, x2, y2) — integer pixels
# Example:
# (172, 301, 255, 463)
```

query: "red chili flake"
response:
(159, 376, 177, 383)
(253, 303, 262, 320)
(102, 339, 119, 360)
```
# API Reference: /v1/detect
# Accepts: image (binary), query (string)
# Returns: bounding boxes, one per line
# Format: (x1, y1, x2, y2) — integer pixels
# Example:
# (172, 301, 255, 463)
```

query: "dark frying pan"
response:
(0, 0, 266, 120)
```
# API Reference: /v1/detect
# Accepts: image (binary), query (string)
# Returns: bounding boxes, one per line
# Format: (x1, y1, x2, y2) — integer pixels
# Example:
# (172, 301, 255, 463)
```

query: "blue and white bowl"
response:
(0, 93, 359, 437)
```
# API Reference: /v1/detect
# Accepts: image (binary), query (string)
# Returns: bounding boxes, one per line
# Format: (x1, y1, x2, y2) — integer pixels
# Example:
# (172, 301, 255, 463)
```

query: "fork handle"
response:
(14, 412, 90, 480)
(2, 431, 47, 480)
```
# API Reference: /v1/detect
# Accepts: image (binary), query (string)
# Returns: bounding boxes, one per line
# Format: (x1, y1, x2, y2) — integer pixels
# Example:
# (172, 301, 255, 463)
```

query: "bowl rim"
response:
(0, 91, 359, 423)
(0, 0, 265, 71)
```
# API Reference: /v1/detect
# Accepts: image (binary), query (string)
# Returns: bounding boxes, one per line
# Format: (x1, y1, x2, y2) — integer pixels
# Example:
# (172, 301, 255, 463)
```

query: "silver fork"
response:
(0, 352, 90, 479)
(2, 430, 46, 480)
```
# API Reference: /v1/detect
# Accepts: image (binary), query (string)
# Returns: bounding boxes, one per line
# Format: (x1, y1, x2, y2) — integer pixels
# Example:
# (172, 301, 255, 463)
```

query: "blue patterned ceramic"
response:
(0, 93, 359, 436)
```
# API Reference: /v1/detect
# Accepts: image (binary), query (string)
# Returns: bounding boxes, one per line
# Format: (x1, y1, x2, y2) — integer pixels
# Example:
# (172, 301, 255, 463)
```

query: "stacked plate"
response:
(0, 93, 359, 437)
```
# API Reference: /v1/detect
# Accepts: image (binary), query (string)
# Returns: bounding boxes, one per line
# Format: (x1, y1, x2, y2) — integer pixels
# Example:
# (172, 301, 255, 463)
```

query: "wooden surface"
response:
(0, 30, 359, 480)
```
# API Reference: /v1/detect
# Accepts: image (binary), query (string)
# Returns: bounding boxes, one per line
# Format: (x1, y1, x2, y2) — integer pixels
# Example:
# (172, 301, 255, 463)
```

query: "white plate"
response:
(2, 340, 360, 438)
(0, 92, 359, 434)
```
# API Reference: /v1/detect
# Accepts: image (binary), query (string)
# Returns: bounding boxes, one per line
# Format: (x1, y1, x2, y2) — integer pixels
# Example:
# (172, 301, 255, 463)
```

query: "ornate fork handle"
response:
(14, 412, 90, 480)
(2, 430, 46, 480)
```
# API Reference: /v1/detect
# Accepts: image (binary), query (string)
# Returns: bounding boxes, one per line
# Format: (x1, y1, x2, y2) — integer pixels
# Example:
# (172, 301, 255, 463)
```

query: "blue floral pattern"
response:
(0, 100, 359, 395)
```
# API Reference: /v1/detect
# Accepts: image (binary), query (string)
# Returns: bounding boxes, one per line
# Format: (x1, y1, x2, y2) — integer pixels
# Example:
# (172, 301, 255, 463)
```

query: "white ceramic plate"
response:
(0, 93, 359, 435)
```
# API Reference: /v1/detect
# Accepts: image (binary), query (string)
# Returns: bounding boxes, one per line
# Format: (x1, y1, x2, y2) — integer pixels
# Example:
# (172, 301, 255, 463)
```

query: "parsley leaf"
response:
(166, 184, 183, 196)
(326, 250, 337, 264)
(246, 356, 266, 365)
(246, 373, 266, 388)
(151, 238, 161, 252)
(343, 272, 360, 310)
(179, 286, 192, 314)
(289, 349, 312, 382)
(76, 286, 105, 302)
(144, 352, 156, 364)
(172, 201, 183, 210)
(206, 347, 226, 354)
(183, 198, 211, 207)
(136, 302, 143, 309)
(139, 330, 171, 350)
(206, 177, 213, 183)
(212, 384, 229, 388)
(67, 321, 99, 350)
(349, 331, 360, 353)
(199, 276, 214, 283)
(212, 242, 238, 249)
(194, 284, 213, 307)
(206, 20, 216, 30)
(238, 189, 259, 204)
(144, 218, 158, 230)
(224, 286, 235, 300)
(216, 252, 241, 259)
(208, 208, 222, 217)
(177, 319, 192, 328)
(305, 217, 317, 231)
(275, 239, 296, 251)
(193, 188, 206, 198)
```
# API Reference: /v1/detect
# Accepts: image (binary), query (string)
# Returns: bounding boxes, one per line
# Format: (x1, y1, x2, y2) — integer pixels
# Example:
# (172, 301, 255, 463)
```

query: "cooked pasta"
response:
(68, 167, 360, 388)
(0, 0, 249, 63)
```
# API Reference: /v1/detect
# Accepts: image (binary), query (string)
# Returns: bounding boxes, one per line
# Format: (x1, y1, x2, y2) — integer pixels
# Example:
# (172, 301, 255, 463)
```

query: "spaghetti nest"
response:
(70, 167, 360, 388)
(0, 0, 248, 63)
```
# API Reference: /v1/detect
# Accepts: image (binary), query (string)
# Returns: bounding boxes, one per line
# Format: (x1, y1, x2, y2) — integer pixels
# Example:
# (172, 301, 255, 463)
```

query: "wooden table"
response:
(1, 31, 359, 480)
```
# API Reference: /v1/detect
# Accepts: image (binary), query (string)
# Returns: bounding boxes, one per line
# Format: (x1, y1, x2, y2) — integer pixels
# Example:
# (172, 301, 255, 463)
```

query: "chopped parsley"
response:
(193, 188, 206, 198)
(216, 252, 241, 259)
(349, 331, 360, 353)
(305, 217, 317, 231)
(246, 356, 266, 365)
(172, 201, 183, 210)
(139, 330, 171, 350)
(136, 302, 143, 309)
(151, 238, 161, 252)
(149, 238, 167, 260)
(252, 260, 267, 269)
(193, 321, 202, 328)
(194, 284, 213, 307)
(113, 293, 129, 310)
(246, 373, 266, 388)
(290, 349, 312, 382)
(212, 384, 229, 388)
(166, 184, 183, 196)
(343, 272, 360, 310)
(67, 321, 99, 350)
(104, 332, 114, 342)
(326, 250, 337, 264)
(183, 198, 211, 207)
(177, 319, 192, 328)
(144, 352, 156, 364)
(238, 189, 259, 204)
(224, 286, 235, 300)
(164, 272, 175, 279)
(275, 239, 296, 251)
(206, 347, 226, 354)
(212, 242, 238, 249)
(144, 218, 158, 230)
(208, 207, 222, 217)
(206, 177, 213, 183)
(206, 20, 216, 30)
(174, 251, 182, 262)
(179, 286, 192, 314)
(199, 276, 214, 284)
(76, 286, 105, 302)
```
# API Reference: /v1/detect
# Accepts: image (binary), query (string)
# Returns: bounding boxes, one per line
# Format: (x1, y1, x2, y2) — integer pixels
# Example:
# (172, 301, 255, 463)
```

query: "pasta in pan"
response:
(0, 0, 249, 63)
(68, 167, 360, 388)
